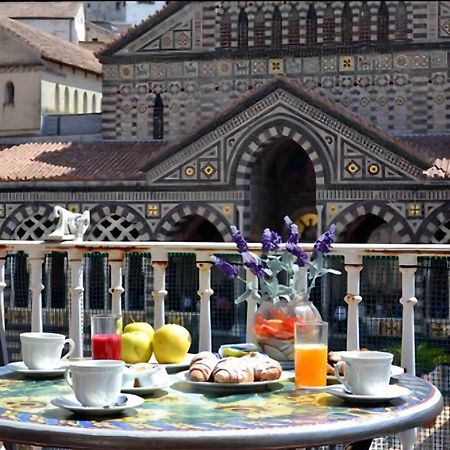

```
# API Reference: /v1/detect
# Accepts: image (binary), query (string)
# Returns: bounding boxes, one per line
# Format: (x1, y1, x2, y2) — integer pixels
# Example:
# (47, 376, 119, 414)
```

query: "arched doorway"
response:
(249, 137, 316, 241)
(167, 214, 224, 242)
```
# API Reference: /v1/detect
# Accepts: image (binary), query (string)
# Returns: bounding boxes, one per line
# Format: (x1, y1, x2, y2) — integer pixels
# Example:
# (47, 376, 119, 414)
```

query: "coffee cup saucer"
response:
(327, 384, 411, 404)
(51, 393, 144, 416)
(7, 361, 68, 378)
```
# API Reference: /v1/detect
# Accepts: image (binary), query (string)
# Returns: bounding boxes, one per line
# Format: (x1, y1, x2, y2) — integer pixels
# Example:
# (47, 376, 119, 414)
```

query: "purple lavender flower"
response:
(242, 251, 268, 278)
(230, 225, 248, 253)
(284, 216, 299, 244)
(261, 228, 282, 254)
(286, 242, 308, 267)
(311, 224, 336, 260)
(211, 256, 239, 278)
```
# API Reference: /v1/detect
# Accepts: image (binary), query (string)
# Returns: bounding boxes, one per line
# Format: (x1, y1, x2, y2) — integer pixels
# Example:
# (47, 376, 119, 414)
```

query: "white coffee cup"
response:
(334, 351, 393, 396)
(65, 359, 125, 407)
(20, 332, 75, 370)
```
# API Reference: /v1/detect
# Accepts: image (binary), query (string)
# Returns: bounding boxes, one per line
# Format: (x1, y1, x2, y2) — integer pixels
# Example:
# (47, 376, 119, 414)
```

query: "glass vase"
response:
(252, 295, 322, 365)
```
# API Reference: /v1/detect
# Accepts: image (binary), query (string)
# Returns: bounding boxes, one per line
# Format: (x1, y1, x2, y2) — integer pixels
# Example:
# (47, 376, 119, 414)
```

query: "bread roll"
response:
(242, 352, 282, 381)
(189, 351, 218, 382)
(212, 357, 254, 383)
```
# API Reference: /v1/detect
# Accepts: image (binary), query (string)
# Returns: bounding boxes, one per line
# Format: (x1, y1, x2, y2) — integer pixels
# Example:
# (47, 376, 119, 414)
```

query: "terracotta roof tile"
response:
(395, 134, 450, 159)
(141, 77, 432, 172)
(0, 16, 101, 74)
(0, 141, 167, 182)
(0, 2, 82, 19)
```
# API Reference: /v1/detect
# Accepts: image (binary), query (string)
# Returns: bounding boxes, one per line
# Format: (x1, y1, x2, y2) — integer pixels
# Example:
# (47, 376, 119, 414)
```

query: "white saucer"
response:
(7, 361, 68, 378)
(121, 381, 171, 395)
(327, 384, 411, 404)
(51, 393, 144, 416)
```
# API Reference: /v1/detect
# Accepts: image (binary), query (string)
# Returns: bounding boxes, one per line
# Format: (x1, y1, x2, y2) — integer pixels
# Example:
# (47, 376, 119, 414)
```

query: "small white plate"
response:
(121, 382, 171, 395)
(147, 353, 195, 373)
(176, 370, 290, 392)
(7, 361, 68, 378)
(51, 393, 144, 416)
(327, 384, 411, 404)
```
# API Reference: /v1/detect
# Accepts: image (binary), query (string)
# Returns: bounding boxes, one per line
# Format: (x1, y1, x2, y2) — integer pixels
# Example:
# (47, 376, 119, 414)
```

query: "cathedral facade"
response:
(0, 1, 449, 245)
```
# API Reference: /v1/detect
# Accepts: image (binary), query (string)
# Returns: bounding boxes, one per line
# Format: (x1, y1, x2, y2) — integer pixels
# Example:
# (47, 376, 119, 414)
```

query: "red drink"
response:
(92, 333, 121, 360)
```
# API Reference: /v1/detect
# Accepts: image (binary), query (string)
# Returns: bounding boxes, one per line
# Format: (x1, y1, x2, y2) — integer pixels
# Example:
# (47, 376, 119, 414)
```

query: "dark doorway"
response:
(168, 214, 224, 242)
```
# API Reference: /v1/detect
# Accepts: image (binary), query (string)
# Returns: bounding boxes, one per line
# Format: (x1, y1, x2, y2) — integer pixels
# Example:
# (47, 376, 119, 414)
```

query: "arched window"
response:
(288, 6, 299, 45)
(220, 11, 231, 48)
(153, 94, 164, 140)
(82, 92, 88, 113)
(4, 81, 14, 105)
(306, 4, 317, 44)
(55, 84, 60, 112)
(359, 2, 371, 44)
(64, 87, 69, 113)
(323, 3, 335, 43)
(395, 1, 407, 40)
(254, 8, 265, 48)
(377, 1, 389, 42)
(92, 94, 97, 112)
(73, 89, 79, 113)
(341, 2, 353, 44)
(237, 8, 248, 49)
(272, 7, 282, 49)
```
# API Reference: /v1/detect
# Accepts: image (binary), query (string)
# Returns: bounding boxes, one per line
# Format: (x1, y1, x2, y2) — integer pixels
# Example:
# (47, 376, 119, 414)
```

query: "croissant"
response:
(242, 352, 282, 381)
(212, 357, 254, 383)
(189, 351, 218, 382)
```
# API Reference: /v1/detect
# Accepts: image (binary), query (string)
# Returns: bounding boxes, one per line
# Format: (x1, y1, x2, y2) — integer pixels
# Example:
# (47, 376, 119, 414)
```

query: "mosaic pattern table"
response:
(0, 367, 443, 450)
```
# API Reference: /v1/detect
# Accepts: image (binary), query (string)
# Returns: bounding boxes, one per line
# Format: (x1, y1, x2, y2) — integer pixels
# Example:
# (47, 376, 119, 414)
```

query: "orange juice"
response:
(294, 343, 328, 387)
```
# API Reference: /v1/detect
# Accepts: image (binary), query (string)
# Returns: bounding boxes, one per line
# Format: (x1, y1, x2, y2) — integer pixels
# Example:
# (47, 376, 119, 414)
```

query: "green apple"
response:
(121, 331, 152, 364)
(153, 324, 192, 364)
(123, 321, 154, 340)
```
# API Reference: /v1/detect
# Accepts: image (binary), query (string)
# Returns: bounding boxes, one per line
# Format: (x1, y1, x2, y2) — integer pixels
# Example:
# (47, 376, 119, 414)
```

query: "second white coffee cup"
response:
(65, 360, 125, 407)
(20, 332, 75, 370)
(334, 351, 393, 396)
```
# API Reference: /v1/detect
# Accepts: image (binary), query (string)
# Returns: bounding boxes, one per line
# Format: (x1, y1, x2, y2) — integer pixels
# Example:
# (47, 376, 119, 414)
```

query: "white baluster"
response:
(0, 254, 8, 364)
(28, 250, 45, 332)
(197, 253, 213, 352)
(245, 268, 260, 343)
(344, 253, 363, 351)
(399, 254, 418, 450)
(68, 250, 84, 358)
(109, 251, 124, 317)
(151, 250, 168, 330)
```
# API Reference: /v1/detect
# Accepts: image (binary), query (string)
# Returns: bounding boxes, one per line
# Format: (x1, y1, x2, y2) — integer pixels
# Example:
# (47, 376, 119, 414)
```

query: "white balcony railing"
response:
(0, 239, 449, 381)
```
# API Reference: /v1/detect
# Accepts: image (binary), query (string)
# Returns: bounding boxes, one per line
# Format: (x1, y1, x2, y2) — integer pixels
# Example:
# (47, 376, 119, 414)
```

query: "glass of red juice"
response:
(91, 314, 122, 360)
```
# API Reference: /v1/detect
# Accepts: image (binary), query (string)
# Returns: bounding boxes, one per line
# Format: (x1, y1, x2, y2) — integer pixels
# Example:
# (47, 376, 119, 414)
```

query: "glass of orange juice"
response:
(294, 321, 328, 388)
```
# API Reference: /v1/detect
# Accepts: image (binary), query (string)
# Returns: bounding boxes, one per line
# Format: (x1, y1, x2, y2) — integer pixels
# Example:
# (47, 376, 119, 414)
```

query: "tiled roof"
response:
(97, 1, 187, 58)
(0, 16, 101, 74)
(141, 77, 432, 172)
(0, 141, 167, 182)
(395, 134, 450, 159)
(0, 2, 82, 19)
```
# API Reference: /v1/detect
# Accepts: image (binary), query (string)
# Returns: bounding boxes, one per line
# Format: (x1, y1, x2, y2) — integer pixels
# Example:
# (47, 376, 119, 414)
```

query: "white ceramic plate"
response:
(176, 370, 290, 392)
(51, 393, 144, 416)
(147, 353, 195, 373)
(327, 384, 411, 404)
(7, 361, 68, 378)
(121, 381, 171, 395)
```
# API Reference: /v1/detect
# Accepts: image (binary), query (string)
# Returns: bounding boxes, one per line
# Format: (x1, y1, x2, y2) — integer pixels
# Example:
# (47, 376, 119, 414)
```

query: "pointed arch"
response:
(272, 6, 282, 49)
(237, 8, 248, 49)
(4, 81, 14, 105)
(220, 10, 231, 48)
(82, 92, 88, 113)
(288, 6, 299, 45)
(377, 1, 389, 42)
(306, 4, 317, 44)
(341, 2, 353, 44)
(55, 84, 60, 112)
(359, 1, 371, 44)
(155, 203, 232, 242)
(92, 94, 97, 112)
(395, 1, 408, 40)
(73, 89, 79, 113)
(64, 87, 69, 113)
(323, 3, 335, 43)
(254, 8, 266, 48)
(153, 94, 164, 140)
